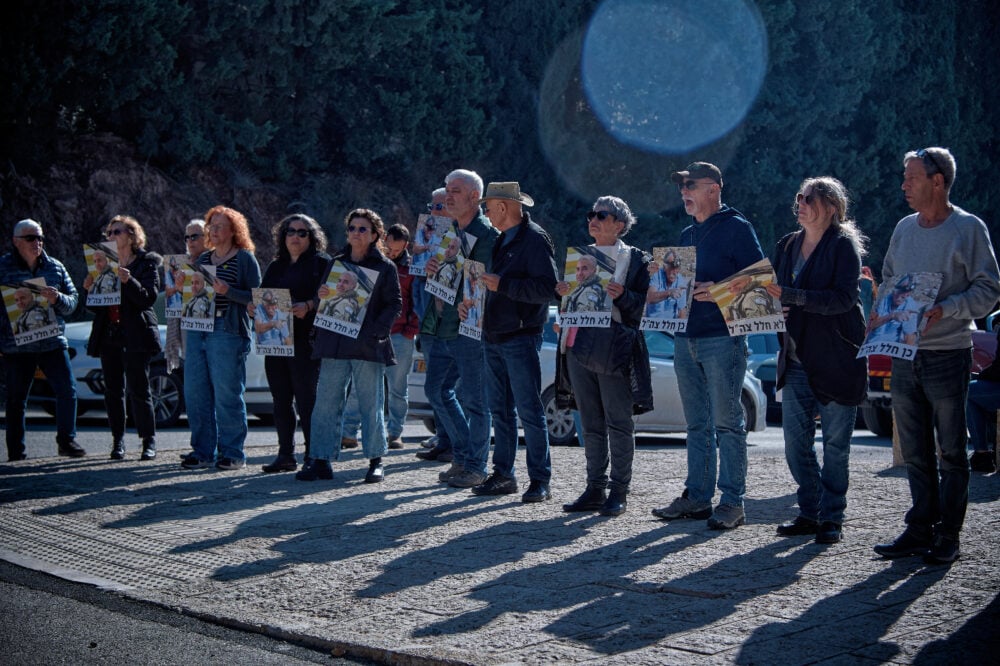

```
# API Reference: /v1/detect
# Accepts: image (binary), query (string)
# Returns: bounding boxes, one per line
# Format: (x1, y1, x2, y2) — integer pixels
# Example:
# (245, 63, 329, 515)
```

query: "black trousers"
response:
(100, 348, 156, 442)
(265, 351, 320, 457)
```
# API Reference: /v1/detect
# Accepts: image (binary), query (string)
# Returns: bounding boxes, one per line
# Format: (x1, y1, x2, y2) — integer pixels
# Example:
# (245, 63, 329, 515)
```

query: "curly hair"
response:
(271, 213, 328, 262)
(107, 215, 147, 251)
(204, 205, 256, 253)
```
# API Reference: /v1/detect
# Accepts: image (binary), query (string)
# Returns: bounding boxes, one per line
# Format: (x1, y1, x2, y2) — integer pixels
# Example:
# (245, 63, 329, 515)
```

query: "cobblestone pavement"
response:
(1, 435, 998, 665)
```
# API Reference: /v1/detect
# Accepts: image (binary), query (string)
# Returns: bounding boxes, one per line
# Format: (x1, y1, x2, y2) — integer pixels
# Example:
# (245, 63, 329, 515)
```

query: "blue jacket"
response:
(483, 213, 558, 344)
(311, 244, 402, 365)
(0, 250, 79, 354)
(772, 226, 867, 405)
(677, 205, 764, 338)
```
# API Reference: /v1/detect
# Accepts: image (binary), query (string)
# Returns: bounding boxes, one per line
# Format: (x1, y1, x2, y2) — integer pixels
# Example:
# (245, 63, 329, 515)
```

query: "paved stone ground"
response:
(1, 437, 998, 665)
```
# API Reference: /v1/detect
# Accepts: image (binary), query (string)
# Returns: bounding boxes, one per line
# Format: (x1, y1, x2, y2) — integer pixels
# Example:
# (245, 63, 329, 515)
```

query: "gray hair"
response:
(13, 219, 43, 237)
(593, 196, 636, 236)
(445, 169, 484, 199)
(186, 218, 205, 230)
(431, 187, 446, 198)
(904, 146, 956, 191)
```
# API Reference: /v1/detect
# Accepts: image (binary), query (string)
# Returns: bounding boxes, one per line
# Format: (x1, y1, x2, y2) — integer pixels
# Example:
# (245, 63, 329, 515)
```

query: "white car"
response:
(407, 308, 767, 445)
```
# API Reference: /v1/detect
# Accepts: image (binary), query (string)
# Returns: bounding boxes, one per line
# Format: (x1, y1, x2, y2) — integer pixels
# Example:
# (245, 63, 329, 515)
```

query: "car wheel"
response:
(541, 385, 578, 446)
(740, 391, 755, 432)
(862, 403, 893, 437)
(150, 365, 184, 429)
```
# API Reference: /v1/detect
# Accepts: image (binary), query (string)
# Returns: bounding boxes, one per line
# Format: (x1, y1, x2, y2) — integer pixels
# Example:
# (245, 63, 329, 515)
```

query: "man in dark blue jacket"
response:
(651, 163, 764, 529)
(467, 182, 558, 502)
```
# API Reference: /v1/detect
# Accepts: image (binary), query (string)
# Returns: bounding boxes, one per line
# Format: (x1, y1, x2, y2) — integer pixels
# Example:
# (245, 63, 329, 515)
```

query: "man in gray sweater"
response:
(873, 147, 1000, 565)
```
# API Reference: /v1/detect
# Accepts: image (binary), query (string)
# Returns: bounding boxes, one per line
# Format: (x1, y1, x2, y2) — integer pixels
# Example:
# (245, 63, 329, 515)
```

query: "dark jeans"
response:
(566, 349, 635, 492)
(4, 348, 78, 458)
(101, 348, 155, 441)
(891, 349, 972, 539)
(265, 352, 320, 458)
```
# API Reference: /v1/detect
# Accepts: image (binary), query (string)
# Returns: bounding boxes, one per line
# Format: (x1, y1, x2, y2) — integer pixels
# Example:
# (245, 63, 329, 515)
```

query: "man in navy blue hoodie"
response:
(651, 163, 764, 529)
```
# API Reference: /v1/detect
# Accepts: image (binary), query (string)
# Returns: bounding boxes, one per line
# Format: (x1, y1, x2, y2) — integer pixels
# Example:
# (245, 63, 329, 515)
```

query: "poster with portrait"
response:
(642, 246, 695, 333)
(252, 288, 294, 356)
(314, 260, 379, 339)
(857, 272, 942, 361)
(424, 228, 476, 305)
(560, 246, 614, 328)
(180, 264, 216, 331)
(84, 241, 121, 306)
(410, 214, 447, 277)
(459, 260, 487, 341)
(707, 258, 785, 336)
(163, 254, 187, 318)
(3, 278, 60, 346)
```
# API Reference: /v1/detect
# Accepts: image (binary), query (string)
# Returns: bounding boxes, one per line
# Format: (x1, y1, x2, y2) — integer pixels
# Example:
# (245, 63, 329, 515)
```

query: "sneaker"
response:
(651, 495, 712, 521)
(341, 437, 359, 449)
(388, 437, 404, 450)
(471, 473, 519, 496)
(970, 450, 996, 473)
(708, 503, 745, 530)
(421, 435, 438, 449)
(923, 534, 960, 565)
(215, 457, 246, 471)
(181, 454, 213, 470)
(296, 458, 333, 481)
(57, 440, 87, 458)
(449, 470, 487, 488)
(438, 464, 463, 483)
(873, 527, 932, 559)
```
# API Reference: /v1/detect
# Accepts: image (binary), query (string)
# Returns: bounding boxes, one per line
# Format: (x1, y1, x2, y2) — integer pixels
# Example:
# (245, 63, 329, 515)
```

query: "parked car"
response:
(407, 307, 768, 445)
(746, 332, 781, 423)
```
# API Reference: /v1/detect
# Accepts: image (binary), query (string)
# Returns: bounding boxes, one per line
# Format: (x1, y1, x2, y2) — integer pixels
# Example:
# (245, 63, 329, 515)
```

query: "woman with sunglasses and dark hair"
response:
(767, 177, 868, 545)
(296, 208, 401, 484)
(83, 215, 162, 461)
(252, 214, 332, 473)
(556, 196, 651, 517)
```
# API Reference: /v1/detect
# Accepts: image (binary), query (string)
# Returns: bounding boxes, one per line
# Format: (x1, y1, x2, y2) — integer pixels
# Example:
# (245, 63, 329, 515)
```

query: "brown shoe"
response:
(341, 437, 359, 449)
(388, 437, 404, 450)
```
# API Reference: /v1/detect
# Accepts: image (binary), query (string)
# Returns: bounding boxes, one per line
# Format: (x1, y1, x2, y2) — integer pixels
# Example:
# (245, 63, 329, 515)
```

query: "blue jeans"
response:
(343, 333, 414, 440)
(566, 349, 635, 492)
(185, 326, 250, 463)
(312, 358, 387, 461)
(5, 348, 78, 458)
(674, 335, 748, 507)
(892, 349, 971, 538)
(423, 334, 490, 475)
(781, 362, 855, 525)
(966, 378, 1000, 452)
(486, 333, 551, 483)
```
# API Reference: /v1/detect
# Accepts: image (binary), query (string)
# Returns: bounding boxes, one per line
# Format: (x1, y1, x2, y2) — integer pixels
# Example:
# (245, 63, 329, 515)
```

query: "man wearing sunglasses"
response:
(1, 218, 85, 461)
(874, 147, 1000, 565)
(652, 162, 764, 530)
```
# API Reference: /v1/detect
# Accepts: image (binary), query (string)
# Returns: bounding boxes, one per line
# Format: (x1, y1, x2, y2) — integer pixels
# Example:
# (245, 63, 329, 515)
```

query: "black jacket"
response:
(261, 248, 332, 351)
(483, 213, 558, 344)
(87, 249, 162, 356)
(773, 227, 867, 405)
(311, 244, 401, 365)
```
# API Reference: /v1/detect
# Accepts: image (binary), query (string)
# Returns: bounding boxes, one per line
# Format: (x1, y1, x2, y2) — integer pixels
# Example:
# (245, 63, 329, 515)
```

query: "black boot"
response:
(599, 488, 628, 517)
(140, 437, 157, 461)
(110, 439, 126, 460)
(562, 486, 607, 512)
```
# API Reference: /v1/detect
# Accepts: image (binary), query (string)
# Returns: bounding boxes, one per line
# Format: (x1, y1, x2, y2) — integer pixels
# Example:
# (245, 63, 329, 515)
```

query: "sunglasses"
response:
(285, 228, 310, 238)
(106, 228, 129, 237)
(347, 225, 371, 234)
(16, 234, 45, 243)
(916, 148, 945, 178)
(795, 192, 819, 206)
(427, 203, 445, 211)
(586, 211, 615, 221)
(677, 179, 712, 191)
(183, 233, 203, 241)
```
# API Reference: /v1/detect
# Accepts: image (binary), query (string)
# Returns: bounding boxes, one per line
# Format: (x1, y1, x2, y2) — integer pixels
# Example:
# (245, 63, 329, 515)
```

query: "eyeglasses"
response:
(16, 234, 44, 243)
(586, 211, 616, 221)
(677, 180, 712, 191)
(427, 203, 445, 211)
(106, 228, 129, 237)
(347, 225, 371, 234)
(183, 233, 203, 242)
(916, 148, 945, 178)
(285, 228, 310, 238)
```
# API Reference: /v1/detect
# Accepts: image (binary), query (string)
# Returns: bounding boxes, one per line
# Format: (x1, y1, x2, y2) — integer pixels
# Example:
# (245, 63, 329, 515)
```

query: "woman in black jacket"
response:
(295, 208, 401, 484)
(84, 215, 161, 460)
(253, 214, 332, 473)
(768, 177, 867, 545)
